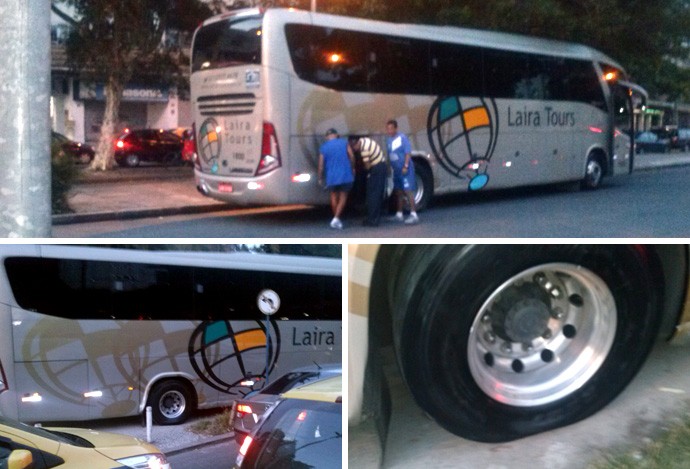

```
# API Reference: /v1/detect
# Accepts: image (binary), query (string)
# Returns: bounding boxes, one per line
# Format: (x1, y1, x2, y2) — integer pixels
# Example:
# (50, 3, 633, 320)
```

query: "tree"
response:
(53, 0, 211, 170)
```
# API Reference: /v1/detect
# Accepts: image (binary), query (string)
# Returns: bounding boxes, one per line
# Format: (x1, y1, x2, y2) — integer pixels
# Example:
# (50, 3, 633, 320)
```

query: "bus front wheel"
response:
(148, 380, 195, 425)
(581, 153, 604, 189)
(390, 245, 661, 442)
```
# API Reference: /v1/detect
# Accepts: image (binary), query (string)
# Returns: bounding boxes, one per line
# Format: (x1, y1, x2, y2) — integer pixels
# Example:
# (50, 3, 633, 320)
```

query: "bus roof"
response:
(202, 7, 623, 71)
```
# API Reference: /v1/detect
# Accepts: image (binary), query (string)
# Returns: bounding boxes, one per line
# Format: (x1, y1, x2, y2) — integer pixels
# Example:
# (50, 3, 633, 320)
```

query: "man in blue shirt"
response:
(318, 128, 355, 229)
(386, 120, 418, 224)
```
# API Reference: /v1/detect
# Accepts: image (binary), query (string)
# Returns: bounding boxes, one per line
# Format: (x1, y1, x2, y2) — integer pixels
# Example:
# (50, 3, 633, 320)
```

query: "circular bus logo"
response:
(427, 96, 499, 191)
(197, 118, 221, 169)
(188, 319, 280, 396)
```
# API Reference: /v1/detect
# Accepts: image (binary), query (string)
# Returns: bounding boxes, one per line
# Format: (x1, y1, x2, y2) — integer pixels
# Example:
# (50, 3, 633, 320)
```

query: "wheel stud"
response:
(542, 328, 552, 339)
(501, 342, 512, 353)
(484, 331, 496, 343)
(522, 343, 533, 352)
(552, 307, 564, 319)
(482, 313, 492, 324)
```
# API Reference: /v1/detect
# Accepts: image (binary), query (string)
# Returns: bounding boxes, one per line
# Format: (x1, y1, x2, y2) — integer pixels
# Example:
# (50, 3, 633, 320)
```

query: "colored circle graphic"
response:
(188, 319, 280, 396)
(197, 118, 221, 168)
(427, 96, 499, 191)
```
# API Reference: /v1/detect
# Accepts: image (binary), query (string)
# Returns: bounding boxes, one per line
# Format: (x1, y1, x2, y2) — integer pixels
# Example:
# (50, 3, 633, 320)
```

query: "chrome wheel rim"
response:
(413, 171, 424, 205)
(586, 159, 602, 186)
(159, 390, 186, 419)
(468, 263, 616, 407)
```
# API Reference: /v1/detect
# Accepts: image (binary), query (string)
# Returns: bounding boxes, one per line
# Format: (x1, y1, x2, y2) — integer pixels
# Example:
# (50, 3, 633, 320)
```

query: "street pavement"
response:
(53, 152, 690, 227)
(47, 408, 232, 458)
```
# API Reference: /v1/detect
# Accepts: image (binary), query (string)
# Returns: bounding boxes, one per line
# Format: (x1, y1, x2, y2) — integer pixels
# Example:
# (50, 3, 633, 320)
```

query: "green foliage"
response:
(51, 142, 77, 214)
(321, 0, 690, 101)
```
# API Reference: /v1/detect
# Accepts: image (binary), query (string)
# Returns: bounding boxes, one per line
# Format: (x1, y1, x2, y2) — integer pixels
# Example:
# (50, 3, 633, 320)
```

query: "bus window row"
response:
(285, 24, 607, 109)
(5, 258, 341, 321)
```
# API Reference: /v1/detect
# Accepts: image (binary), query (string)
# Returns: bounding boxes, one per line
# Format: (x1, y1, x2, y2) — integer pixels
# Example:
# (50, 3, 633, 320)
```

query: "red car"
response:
(114, 129, 183, 167)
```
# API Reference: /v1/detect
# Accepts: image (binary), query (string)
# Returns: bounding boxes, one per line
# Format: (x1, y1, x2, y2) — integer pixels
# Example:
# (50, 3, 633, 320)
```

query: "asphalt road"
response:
(168, 439, 238, 469)
(53, 163, 690, 238)
(350, 340, 690, 469)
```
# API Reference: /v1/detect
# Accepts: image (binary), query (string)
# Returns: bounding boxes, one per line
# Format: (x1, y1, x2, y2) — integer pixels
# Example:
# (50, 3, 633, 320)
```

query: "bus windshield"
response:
(192, 15, 262, 72)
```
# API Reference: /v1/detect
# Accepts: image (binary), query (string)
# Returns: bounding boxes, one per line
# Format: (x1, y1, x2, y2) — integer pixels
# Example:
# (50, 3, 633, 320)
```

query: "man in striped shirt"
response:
(350, 136, 387, 226)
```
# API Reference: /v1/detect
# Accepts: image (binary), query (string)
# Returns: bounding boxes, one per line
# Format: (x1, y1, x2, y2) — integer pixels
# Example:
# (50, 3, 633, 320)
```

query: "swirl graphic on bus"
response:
(427, 96, 499, 190)
(198, 118, 222, 173)
(188, 319, 280, 396)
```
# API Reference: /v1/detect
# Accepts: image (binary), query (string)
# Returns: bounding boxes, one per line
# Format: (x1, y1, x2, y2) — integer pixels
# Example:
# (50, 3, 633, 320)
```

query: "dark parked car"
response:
(234, 375, 342, 469)
(51, 131, 95, 164)
(230, 363, 341, 444)
(114, 129, 183, 167)
(635, 130, 671, 154)
(665, 127, 690, 151)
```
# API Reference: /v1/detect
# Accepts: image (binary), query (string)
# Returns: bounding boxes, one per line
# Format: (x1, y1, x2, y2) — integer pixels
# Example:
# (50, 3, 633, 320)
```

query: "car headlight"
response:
(116, 453, 171, 469)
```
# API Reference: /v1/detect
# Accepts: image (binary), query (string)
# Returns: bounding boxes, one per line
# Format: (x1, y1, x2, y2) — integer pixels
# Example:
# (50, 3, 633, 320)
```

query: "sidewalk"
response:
(53, 165, 230, 225)
(52, 153, 690, 225)
(57, 411, 233, 456)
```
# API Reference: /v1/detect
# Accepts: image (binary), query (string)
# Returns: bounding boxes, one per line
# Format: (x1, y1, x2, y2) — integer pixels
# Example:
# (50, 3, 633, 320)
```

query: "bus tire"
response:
(148, 380, 195, 425)
(390, 245, 661, 442)
(412, 160, 433, 211)
(581, 153, 604, 190)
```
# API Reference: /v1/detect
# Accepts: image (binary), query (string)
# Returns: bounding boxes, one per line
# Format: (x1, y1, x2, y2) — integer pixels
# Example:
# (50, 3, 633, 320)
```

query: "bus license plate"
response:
(218, 183, 233, 193)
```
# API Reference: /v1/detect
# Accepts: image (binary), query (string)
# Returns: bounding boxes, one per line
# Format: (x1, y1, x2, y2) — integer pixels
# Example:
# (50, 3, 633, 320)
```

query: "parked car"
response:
(51, 131, 95, 164)
(114, 129, 183, 167)
(234, 375, 342, 469)
(230, 363, 341, 444)
(0, 415, 170, 469)
(181, 129, 197, 165)
(663, 127, 690, 151)
(635, 130, 671, 153)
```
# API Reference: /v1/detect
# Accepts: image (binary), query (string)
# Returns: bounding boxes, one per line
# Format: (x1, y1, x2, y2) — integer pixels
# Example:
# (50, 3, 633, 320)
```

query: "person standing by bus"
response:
(318, 128, 355, 229)
(386, 120, 419, 224)
(350, 136, 387, 226)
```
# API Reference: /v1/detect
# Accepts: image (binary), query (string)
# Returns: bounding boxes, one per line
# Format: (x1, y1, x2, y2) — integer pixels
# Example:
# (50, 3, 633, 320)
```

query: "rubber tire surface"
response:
(148, 380, 193, 425)
(390, 245, 661, 442)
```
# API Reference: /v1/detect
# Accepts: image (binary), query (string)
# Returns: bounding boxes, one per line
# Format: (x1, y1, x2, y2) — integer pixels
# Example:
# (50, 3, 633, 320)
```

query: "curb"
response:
(166, 433, 234, 457)
(52, 203, 231, 225)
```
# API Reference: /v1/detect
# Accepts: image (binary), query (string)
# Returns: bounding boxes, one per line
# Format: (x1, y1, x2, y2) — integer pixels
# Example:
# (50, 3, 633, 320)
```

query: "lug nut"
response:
(501, 342, 512, 353)
(484, 332, 496, 343)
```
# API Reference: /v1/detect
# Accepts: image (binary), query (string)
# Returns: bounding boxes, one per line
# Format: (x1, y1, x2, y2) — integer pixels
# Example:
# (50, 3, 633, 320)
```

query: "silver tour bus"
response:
(190, 8, 646, 210)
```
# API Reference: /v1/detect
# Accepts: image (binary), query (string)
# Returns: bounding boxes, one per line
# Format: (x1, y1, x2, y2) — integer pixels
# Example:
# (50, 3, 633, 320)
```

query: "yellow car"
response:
(0, 416, 170, 469)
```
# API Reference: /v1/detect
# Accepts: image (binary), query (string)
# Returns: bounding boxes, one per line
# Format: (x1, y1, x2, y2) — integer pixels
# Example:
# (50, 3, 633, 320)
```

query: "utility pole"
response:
(0, 0, 52, 237)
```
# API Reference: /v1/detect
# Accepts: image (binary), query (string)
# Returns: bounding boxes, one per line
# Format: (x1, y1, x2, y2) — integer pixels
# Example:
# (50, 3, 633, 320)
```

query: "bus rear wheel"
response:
(148, 380, 194, 425)
(390, 245, 661, 442)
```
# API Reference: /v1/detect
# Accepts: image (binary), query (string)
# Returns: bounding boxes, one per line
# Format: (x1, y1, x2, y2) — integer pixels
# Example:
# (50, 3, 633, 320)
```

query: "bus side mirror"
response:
(7, 449, 33, 469)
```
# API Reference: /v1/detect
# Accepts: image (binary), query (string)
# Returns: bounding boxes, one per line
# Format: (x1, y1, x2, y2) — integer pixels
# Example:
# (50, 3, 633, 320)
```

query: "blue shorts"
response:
(328, 182, 353, 193)
(392, 162, 416, 192)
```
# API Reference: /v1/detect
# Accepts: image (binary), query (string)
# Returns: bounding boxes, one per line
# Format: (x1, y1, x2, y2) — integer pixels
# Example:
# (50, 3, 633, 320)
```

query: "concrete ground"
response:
(350, 341, 690, 469)
(42, 408, 231, 457)
(53, 152, 690, 225)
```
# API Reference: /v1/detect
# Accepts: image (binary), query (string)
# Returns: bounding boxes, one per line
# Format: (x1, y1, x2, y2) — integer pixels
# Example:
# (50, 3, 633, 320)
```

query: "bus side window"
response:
(430, 42, 483, 97)
(368, 35, 430, 95)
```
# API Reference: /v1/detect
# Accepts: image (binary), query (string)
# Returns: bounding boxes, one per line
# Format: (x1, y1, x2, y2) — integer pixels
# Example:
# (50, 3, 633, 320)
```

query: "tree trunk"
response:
(91, 74, 124, 171)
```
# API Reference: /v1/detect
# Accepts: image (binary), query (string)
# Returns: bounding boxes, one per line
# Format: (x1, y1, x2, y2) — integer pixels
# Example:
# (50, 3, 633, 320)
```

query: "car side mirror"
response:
(8, 449, 33, 469)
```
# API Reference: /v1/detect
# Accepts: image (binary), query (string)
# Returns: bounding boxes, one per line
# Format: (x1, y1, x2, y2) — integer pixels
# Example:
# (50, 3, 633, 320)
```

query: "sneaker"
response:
(388, 213, 404, 222)
(330, 218, 343, 229)
(404, 213, 419, 225)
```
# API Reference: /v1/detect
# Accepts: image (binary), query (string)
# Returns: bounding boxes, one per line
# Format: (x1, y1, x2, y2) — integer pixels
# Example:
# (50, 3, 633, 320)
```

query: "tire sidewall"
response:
(148, 380, 193, 425)
(397, 245, 660, 441)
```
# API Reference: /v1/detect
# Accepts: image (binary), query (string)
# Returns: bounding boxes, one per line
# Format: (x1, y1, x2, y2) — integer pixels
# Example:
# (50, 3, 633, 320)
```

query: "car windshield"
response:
(251, 399, 341, 469)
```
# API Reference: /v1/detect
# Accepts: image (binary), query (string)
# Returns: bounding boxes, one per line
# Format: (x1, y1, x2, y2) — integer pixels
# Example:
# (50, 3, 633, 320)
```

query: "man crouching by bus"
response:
(386, 119, 419, 224)
(350, 135, 387, 226)
(318, 128, 355, 229)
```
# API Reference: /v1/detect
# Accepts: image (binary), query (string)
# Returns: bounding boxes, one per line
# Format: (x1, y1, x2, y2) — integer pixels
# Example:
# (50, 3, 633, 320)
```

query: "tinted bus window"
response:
(484, 49, 531, 99)
(192, 16, 262, 72)
(5, 258, 341, 322)
(430, 42, 483, 97)
(567, 60, 606, 109)
(286, 24, 370, 92)
(369, 35, 430, 94)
